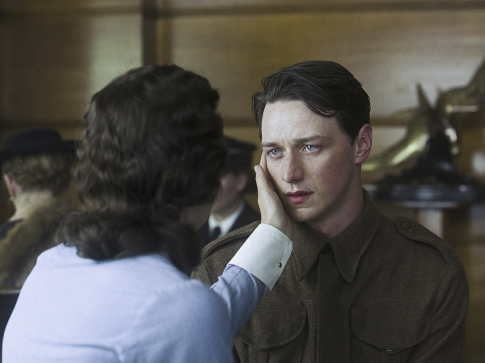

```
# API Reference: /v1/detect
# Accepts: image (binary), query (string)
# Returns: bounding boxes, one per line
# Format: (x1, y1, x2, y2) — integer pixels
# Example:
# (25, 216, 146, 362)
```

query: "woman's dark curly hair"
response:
(252, 60, 371, 143)
(57, 64, 227, 274)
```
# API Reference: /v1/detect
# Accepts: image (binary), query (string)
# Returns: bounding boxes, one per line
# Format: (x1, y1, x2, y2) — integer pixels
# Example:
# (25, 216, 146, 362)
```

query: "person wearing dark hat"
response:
(0, 128, 76, 287)
(198, 136, 261, 246)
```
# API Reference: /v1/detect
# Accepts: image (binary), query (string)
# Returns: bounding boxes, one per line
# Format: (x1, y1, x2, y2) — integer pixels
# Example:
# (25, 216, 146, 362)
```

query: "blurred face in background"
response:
(210, 172, 248, 220)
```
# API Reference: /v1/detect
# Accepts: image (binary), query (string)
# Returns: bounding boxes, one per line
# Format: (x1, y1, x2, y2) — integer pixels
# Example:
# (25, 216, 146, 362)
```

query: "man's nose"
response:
(282, 153, 304, 183)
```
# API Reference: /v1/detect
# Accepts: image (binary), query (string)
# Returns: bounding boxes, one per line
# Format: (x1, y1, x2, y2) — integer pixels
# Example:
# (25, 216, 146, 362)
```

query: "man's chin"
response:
(287, 208, 313, 223)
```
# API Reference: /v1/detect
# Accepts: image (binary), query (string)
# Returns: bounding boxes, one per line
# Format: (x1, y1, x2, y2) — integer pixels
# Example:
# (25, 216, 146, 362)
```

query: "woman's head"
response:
(62, 64, 227, 273)
(77, 64, 227, 220)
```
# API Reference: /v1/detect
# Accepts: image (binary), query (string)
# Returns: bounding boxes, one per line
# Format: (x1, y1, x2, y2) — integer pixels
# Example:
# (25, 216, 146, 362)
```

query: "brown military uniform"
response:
(192, 190, 468, 362)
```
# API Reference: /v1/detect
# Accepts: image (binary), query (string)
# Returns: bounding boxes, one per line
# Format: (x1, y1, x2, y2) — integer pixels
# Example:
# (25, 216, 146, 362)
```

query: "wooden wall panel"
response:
(2, 0, 140, 13)
(0, 3, 143, 222)
(3, 16, 92, 123)
(162, 10, 485, 120)
(2, 13, 142, 125)
(158, 0, 485, 12)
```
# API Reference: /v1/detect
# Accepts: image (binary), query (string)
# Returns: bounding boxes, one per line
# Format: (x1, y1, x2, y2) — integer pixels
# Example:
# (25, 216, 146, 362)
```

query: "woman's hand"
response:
(254, 152, 293, 239)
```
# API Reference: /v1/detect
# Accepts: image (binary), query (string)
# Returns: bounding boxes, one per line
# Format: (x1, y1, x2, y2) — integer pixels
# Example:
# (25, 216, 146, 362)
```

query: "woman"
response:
(3, 65, 292, 362)
(0, 128, 76, 287)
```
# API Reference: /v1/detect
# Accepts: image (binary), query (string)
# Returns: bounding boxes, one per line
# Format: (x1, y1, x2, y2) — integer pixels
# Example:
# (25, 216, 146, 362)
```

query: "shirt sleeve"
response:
(209, 223, 293, 336)
(228, 223, 293, 290)
(210, 265, 265, 337)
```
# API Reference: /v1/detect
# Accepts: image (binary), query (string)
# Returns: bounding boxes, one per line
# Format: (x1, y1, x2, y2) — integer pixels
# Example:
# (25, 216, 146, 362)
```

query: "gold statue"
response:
(363, 56, 485, 173)
(363, 85, 435, 172)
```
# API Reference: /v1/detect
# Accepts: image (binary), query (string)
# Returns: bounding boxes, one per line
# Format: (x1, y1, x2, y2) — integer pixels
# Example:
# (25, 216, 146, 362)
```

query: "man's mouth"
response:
(286, 191, 313, 204)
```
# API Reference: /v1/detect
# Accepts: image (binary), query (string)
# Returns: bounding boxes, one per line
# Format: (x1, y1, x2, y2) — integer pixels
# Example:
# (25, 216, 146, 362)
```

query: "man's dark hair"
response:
(252, 60, 371, 143)
(57, 64, 227, 274)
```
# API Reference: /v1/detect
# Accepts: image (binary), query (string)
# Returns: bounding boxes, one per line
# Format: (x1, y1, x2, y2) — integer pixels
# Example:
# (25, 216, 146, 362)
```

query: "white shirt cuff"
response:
(228, 224, 293, 290)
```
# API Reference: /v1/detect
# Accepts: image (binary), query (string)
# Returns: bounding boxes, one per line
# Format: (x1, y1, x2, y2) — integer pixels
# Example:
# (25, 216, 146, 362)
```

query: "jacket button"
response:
(400, 219, 411, 230)
(277, 262, 282, 268)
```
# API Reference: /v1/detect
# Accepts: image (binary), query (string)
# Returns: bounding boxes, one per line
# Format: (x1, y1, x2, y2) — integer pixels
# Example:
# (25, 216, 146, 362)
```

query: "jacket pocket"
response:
(236, 297, 307, 362)
(350, 299, 430, 362)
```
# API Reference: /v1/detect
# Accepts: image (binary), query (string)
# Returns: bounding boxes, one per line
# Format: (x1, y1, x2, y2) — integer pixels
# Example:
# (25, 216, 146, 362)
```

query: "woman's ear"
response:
(354, 124, 372, 165)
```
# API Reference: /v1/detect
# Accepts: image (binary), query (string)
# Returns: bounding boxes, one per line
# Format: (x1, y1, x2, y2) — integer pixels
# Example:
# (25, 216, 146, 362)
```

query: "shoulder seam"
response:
(394, 217, 456, 265)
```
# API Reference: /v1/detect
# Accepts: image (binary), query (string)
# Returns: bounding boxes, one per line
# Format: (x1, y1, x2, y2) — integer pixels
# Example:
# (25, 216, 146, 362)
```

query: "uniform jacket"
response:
(0, 198, 71, 288)
(192, 190, 469, 362)
(198, 202, 260, 246)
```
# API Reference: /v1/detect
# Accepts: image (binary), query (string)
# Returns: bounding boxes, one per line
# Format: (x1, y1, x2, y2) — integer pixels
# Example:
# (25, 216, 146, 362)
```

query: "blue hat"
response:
(0, 128, 76, 166)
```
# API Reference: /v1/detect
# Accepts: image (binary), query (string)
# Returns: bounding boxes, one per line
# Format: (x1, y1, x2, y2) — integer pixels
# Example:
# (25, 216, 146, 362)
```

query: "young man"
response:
(198, 136, 260, 245)
(193, 60, 469, 362)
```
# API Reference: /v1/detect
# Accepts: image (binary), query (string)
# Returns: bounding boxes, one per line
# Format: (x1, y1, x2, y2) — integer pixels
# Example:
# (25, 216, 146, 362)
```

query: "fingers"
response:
(255, 153, 274, 208)
(259, 150, 267, 171)
(254, 152, 293, 239)
(255, 153, 269, 193)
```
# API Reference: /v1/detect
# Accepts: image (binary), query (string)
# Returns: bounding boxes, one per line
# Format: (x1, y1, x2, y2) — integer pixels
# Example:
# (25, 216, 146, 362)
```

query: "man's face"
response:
(261, 100, 364, 234)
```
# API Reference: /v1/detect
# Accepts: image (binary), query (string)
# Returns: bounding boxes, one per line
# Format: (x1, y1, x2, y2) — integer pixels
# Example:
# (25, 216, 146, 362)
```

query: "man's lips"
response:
(286, 191, 313, 204)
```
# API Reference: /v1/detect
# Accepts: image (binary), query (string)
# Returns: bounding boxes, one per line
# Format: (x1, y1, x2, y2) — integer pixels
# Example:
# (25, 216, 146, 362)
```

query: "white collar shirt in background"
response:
(208, 200, 246, 238)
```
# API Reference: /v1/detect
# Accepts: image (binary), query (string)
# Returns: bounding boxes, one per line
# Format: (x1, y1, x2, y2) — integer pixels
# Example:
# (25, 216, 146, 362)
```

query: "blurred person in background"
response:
(199, 136, 260, 245)
(0, 128, 76, 287)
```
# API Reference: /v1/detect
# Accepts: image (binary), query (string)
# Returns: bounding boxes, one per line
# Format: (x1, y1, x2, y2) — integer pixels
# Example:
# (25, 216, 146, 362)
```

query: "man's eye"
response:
(304, 145, 317, 152)
(268, 149, 280, 156)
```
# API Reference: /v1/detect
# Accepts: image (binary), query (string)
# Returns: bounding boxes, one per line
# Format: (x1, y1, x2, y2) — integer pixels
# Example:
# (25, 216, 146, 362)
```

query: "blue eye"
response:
(266, 149, 280, 157)
(305, 145, 317, 152)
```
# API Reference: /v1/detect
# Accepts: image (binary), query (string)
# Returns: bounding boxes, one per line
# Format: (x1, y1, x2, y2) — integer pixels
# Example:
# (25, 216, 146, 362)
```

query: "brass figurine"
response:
(363, 56, 485, 202)
(363, 56, 485, 173)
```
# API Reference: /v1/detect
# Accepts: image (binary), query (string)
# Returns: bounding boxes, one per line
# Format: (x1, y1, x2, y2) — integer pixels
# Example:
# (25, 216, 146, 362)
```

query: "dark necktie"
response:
(210, 226, 221, 241)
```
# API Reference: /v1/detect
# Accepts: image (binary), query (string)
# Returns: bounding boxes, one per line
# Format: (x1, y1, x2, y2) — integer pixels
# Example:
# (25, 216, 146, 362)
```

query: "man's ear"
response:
(235, 173, 249, 193)
(354, 124, 372, 165)
(3, 174, 19, 199)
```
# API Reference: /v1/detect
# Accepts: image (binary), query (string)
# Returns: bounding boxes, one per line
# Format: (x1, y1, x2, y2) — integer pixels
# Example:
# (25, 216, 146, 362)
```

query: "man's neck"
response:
(212, 199, 244, 222)
(10, 190, 55, 221)
(308, 187, 365, 240)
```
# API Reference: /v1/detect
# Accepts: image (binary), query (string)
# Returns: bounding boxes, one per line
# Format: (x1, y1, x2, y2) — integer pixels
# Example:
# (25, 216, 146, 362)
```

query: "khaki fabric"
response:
(192, 190, 468, 362)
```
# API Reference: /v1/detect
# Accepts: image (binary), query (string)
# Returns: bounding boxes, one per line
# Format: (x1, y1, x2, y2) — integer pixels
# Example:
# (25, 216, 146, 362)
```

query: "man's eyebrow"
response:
(293, 136, 322, 144)
(261, 142, 278, 148)
(261, 135, 323, 149)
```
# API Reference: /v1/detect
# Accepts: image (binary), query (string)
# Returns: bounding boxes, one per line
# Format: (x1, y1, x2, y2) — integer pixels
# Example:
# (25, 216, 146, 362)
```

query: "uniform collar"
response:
(292, 189, 382, 283)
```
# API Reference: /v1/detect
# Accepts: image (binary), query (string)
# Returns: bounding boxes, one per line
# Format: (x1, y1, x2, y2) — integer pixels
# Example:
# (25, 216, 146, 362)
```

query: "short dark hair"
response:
(2, 152, 75, 196)
(252, 61, 371, 143)
(57, 65, 227, 274)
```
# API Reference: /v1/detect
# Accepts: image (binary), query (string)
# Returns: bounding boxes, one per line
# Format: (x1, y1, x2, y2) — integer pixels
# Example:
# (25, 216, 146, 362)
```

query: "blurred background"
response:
(0, 0, 484, 361)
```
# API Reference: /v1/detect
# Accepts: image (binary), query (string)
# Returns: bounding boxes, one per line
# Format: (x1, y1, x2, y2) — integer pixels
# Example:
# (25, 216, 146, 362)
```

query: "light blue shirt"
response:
(3, 224, 292, 362)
